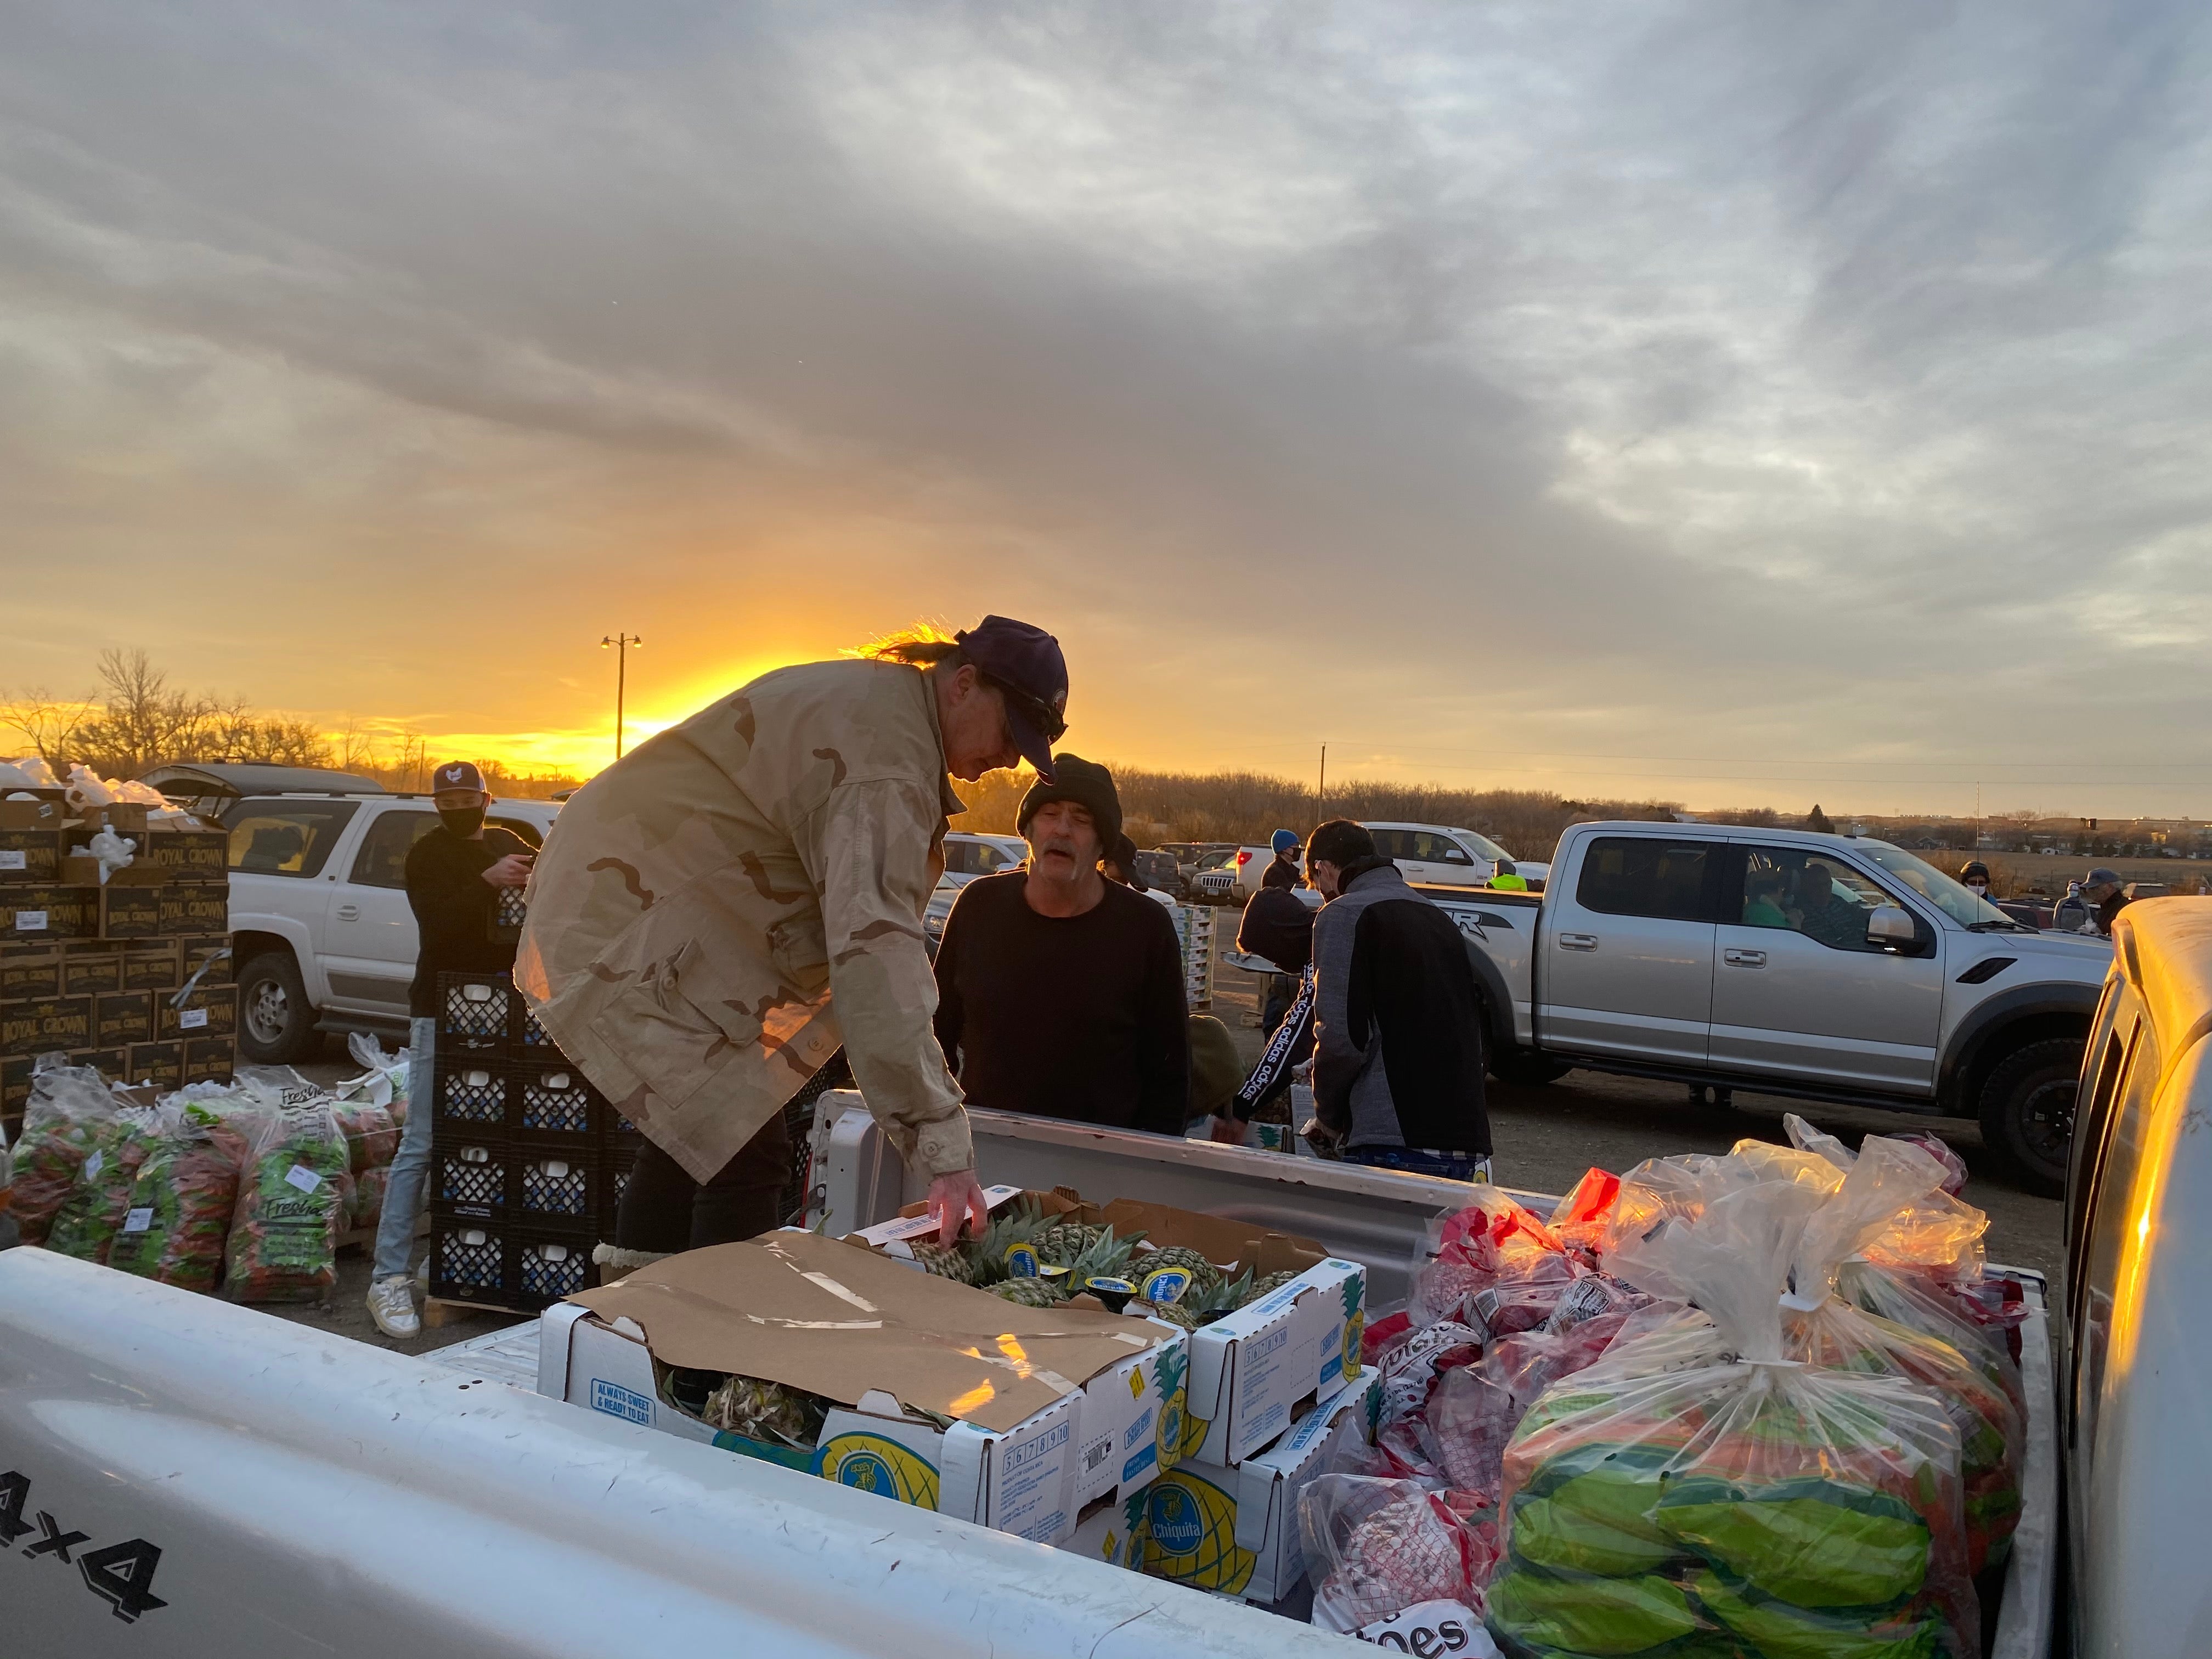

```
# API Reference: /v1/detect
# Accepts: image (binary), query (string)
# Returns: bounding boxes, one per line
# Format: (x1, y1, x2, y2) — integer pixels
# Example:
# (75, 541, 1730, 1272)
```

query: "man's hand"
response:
(926, 1168, 991, 1246)
(1209, 1115, 1248, 1146)
(481, 853, 534, 889)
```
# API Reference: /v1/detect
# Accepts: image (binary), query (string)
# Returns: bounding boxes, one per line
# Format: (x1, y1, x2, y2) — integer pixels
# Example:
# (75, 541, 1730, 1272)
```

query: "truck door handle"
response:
(1724, 948, 1766, 968)
(1558, 933, 1598, 951)
(336, 904, 360, 921)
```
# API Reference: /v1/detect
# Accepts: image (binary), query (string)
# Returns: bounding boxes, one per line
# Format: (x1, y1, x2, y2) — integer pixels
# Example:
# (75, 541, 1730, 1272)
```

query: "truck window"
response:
(1737, 850, 1911, 952)
(1368, 829, 1409, 861)
(1576, 837, 1714, 921)
(349, 810, 439, 889)
(223, 800, 361, 878)
(1414, 832, 1475, 866)
(2069, 1012, 2160, 1465)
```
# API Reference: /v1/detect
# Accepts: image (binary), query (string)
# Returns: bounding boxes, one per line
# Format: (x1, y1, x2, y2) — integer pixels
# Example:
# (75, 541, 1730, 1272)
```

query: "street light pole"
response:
(600, 633, 642, 760)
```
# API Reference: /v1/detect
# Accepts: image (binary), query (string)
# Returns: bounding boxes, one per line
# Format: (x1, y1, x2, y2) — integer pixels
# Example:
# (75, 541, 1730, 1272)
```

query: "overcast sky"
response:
(5, 2, 2210, 816)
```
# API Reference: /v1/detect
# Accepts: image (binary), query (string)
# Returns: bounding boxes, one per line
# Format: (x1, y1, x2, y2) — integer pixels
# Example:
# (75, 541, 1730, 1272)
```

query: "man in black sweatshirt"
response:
(367, 760, 535, 1339)
(933, 756, 1189, 1135)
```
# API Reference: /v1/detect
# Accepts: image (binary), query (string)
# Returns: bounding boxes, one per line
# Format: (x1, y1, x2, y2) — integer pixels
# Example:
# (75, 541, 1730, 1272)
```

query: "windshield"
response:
(1858, 842, 2016, 928)
(1454, 829, 1514, 863)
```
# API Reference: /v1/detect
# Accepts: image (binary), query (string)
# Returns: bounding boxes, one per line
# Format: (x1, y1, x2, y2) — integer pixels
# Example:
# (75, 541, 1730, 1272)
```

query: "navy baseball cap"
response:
(431, 761, 487, 794)
(956, 615, 1068, 782)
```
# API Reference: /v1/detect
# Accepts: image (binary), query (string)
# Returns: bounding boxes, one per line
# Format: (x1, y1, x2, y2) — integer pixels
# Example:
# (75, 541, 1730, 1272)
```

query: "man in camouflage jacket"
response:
(517, 617, 1070, 1252)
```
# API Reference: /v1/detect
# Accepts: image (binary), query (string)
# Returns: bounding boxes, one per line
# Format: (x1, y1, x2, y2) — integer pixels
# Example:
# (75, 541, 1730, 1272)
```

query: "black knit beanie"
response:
(1016, 753, 1122, 848)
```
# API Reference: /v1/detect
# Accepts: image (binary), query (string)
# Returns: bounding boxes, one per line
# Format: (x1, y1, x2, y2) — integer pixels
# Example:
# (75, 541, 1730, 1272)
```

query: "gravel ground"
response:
(270, 939, 2063, 1354)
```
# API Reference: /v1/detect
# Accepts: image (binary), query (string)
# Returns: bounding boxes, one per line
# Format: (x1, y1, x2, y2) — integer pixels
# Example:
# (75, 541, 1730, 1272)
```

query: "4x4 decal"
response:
(1, 1469, 169, 1623)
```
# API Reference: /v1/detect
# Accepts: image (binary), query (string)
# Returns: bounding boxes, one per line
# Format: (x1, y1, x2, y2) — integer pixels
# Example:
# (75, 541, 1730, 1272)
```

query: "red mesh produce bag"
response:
(1304, 1476, 1485, 1633)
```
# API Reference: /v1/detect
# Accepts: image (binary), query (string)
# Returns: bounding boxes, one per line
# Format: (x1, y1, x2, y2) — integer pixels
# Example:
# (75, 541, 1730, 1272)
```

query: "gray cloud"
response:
(4, 1, 2210, 811)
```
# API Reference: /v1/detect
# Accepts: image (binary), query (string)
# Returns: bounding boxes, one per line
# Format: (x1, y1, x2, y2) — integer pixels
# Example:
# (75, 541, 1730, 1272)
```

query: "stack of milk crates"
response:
(426, 968, 639, 1312)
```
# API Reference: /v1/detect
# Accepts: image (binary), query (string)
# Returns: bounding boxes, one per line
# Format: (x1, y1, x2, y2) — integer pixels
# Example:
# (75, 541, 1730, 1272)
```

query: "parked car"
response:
(941, 832, 1027, 887)
(1360, 821, 1519, 888)
(1430, 821, 2111, 1194)
(222, 791, 563, 1062)
(137, 761, 388, 821)
(1158, 842, 1235, 895)
(1186, 847, 1243, 904)
(1131, 849, 1181, 894)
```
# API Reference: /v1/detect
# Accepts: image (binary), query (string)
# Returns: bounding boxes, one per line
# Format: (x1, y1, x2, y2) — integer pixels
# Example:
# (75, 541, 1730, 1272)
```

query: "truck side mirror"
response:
(1866, 905, 1916, 950)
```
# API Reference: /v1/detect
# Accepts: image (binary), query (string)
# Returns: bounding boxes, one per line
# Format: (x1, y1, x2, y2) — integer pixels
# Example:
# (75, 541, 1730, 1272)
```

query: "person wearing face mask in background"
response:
(366, 760, 536, 1339)
(1958, 860, 1994, 902)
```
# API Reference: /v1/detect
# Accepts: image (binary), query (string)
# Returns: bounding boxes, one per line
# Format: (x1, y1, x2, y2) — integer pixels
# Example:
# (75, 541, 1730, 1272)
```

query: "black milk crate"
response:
(514, 992, 557, 1058)
(599, 1141, 638, 1234)
(512, 1143, 603, 1232)
(428, 1217, 512, 1305)
(513, 1229, 596, 1310)
(490, 885, 528, 944)
(431, 1057, 510, 1131)
(513, 1063, 603, 1141)
(437, 970, 512, 1057)
(428, 1133, 508, 1222)
(604, 1099, 644, 1158)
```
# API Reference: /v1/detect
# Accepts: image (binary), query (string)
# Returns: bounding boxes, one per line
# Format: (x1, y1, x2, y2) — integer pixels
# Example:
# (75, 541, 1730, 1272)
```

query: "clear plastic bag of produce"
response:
(1489, 1179, 1979, 1659)
(342, 1032, 411, 1126)
(45, 1104, 170, 1264)
(1303, 1475, 1496, 1634)
(106, 1099, 262, 1293)
(9, 1064, 117, 1245)
(332, 1098, 399, 1177)
(348, 1163, 389, 1233)
(223, 1101, 351, 1303)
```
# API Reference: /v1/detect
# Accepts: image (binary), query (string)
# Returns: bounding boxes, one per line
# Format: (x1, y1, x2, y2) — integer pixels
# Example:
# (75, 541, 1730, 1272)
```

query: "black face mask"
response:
(439, 806, 486, 836)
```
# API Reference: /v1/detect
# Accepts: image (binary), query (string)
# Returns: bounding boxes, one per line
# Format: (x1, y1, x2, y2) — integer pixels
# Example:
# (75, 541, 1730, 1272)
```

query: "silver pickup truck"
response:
(1429, 821, 2111, 1194)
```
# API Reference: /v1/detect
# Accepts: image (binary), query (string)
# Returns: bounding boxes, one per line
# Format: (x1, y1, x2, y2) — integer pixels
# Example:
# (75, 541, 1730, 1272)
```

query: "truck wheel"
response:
(237, 950, 319, 1065)
(1491, 1049, 1572, 1087)
(1978, 1037, 2084, 1198)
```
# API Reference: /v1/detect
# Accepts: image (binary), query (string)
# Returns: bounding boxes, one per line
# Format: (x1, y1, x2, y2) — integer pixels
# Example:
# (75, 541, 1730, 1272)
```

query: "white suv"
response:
(1361, 821, 1523, 888)
(222, 792, 562, 1062)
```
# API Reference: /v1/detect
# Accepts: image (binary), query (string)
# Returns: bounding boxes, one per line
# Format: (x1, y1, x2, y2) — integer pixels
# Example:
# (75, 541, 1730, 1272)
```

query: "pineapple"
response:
(960, 1200, 1048, 1287)
(1063, 1225, 1140, 1287)
(1032, 1222, 1099, 1268)
(991, 1276, 1066, 1308)
(1238, 1268, 1301, 1307)
(703, 1375, 823, 1447)
(1137, 1299, 1197, 1330)
(1135, 1245, 1222, 1296)
(906, 1240, 979, 1283)
(1139, 1266, 1251, 1330)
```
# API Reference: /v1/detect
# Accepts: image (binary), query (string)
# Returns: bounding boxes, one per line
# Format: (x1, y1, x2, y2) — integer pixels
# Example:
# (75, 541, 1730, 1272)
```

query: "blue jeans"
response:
(373, 1017, 437, 1280)
(1343, 1145, 1493, 1183)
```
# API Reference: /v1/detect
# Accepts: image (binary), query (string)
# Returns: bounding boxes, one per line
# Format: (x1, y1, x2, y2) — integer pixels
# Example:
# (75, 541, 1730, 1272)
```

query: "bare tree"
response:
(0, 687, 99, 763)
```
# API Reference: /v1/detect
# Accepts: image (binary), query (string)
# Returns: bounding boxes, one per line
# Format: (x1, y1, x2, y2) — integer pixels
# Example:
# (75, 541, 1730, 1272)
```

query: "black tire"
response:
(1491, 1047, 1572, 1087)
(236, 949, 319, 1064)
(1978, 1037, 2084, 1198)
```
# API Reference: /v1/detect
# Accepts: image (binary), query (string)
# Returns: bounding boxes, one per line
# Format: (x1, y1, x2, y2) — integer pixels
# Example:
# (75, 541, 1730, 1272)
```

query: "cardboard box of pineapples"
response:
(854, 1185, 1368, 1475)
(538, 1228, 1186, 1545)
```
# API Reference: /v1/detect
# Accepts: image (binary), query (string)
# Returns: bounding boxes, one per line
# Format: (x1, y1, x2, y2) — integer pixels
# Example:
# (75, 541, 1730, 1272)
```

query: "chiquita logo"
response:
(1142, 1470, 1256, 1594)
(1003, 1244, 1041, 1278)
(1139, 1266, 1193, 1305)
(818, 1435, 939, 1511)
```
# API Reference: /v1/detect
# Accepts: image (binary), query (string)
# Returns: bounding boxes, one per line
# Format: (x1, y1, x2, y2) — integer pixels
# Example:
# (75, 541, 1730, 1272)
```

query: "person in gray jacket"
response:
(1303, 819, 1492, 1180)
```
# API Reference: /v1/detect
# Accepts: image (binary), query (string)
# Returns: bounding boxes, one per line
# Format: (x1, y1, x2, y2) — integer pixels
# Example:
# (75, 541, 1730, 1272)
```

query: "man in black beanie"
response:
(933, 754, 1190, 1135)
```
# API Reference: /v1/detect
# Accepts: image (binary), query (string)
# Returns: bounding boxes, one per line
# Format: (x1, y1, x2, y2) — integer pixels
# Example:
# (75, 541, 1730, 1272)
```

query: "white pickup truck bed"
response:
(0, 1109, 2056, 1657)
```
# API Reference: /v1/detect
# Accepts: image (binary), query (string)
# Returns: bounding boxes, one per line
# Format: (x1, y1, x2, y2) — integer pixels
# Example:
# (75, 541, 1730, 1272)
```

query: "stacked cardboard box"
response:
(1, 796, 233, 1138)
(426, 969, 629, 1311)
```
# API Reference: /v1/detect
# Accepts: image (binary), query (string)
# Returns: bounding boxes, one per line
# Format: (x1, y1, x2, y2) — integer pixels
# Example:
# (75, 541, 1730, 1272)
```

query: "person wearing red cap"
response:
(517, 617, 1069, 1268)
(368, 759, 535, 1338)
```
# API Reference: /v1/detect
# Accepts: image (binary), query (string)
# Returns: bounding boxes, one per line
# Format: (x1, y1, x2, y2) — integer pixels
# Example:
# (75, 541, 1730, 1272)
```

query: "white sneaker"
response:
(368, 1274, 421, 1340)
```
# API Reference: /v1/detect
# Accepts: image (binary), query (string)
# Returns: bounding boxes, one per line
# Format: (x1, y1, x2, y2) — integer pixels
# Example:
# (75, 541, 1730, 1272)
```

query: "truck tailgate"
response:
(0, 1248, 1352, 1659)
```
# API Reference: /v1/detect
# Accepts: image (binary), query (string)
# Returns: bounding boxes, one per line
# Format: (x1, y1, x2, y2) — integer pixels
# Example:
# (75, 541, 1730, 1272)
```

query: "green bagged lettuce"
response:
(1488, 1179, 1978, 1659)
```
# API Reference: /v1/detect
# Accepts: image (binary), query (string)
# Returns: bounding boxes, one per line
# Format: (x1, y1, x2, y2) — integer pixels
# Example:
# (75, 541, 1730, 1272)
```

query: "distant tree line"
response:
(2, 648, 580, 799)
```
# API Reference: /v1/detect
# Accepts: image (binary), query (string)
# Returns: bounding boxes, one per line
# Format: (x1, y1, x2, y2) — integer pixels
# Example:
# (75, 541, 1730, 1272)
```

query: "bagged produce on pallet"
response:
(45, 1104, 170, 1264)
(8, 1064, 116, 1245)
(332, 1098, 398, 1177)
(343, 1032, 411, 1126)
(223, 1102, 351, 1303)
(1488, 1178, 1980, 1659)
(107, 1099, 261, 1293)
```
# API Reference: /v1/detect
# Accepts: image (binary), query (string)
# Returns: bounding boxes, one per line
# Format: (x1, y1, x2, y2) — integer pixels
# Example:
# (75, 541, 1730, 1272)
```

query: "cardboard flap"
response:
(572, 1232, 1167, 1434)
(891, 1187, 1324, 1271)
